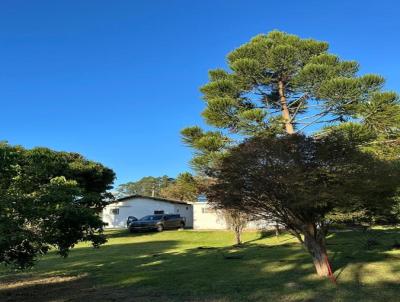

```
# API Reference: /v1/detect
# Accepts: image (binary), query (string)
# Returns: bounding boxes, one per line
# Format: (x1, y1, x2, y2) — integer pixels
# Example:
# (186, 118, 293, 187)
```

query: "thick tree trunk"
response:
(278, 80, 295, 134)
(303, 226, 333, 278)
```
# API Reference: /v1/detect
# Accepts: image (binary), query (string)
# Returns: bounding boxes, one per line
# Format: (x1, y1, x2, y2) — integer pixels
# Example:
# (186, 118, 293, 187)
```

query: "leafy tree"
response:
(160, 172, 199, 202)
(207, 134, 399, 277)
(116, 175, 174, 198)
(181, 30, 398, 171)
(0, 142, 115, 268)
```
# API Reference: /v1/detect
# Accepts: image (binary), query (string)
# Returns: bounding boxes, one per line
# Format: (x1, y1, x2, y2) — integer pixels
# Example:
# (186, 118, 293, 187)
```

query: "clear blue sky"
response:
(1, 0, 399, 187)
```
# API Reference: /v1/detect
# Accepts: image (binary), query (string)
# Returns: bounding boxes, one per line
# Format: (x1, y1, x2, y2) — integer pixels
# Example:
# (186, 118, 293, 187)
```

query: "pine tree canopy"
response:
(182, 30, 400, 171)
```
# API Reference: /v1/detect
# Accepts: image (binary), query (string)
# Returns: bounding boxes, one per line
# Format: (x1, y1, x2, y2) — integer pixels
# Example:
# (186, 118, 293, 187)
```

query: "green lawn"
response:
(1, 229, 399, 301)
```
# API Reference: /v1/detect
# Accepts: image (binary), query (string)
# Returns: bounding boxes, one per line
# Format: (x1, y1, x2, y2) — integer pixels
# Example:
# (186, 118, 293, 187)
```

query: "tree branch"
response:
(289, 94, 309, 123)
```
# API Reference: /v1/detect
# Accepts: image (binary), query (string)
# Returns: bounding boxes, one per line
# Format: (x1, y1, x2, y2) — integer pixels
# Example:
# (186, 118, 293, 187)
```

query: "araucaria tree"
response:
(0, 143, 115, 268)
(182, 30, 399, 171)
(182, 31, 400, 277)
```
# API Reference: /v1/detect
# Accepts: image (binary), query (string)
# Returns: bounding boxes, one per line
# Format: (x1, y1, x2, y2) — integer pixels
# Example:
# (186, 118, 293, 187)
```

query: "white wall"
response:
(102, 197, 193, 228)
(192, 202, 273, 230)
(193, 203, 227, 229)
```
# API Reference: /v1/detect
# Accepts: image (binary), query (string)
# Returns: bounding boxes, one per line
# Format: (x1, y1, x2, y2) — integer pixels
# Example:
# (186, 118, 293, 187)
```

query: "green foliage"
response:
(207, 134, 399, 226)
(0, 142, 115, 268)
(117, 173, 201, 202)
(182, 30, 399, 173)
(160, 172, 199, 202)
(198, 30, 382, 131)
(206, 134, 400, 275)
(181, 30, 400, 276)
(361, 92, 400, 135)
(321, 90, 400, 162)
(116, 175, 174, 198)
(181, 127, 231, 171)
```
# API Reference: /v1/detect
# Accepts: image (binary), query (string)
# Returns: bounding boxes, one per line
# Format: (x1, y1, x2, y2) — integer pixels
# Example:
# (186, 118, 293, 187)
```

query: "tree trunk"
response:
(278, 80, 295, 134)
(274, 223, 280, 237)
(303, 228, 333, 278)
(235, 227, 242, 245)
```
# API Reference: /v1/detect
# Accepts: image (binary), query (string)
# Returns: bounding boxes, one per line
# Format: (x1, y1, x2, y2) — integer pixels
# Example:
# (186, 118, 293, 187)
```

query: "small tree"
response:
(206, 134, 399, 277)
(222, 209, 250, 245)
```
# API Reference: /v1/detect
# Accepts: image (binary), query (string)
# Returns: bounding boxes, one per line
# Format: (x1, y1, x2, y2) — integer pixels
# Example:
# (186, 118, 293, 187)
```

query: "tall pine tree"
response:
(182, 31, 400, 277)
(182, 30, 399, 171)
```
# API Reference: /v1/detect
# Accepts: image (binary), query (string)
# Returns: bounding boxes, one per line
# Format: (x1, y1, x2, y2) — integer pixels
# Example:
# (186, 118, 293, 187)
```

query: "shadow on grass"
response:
(103, 228, 161, 239)
(1, 229, 399, 302)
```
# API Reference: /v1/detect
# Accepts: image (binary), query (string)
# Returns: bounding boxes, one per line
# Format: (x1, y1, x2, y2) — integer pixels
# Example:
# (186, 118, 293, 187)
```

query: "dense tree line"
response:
(116, 172, 200, 202)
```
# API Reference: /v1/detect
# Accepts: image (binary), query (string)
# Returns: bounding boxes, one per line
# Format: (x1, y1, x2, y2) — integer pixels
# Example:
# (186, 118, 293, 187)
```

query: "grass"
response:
(1, 228, 400, 301)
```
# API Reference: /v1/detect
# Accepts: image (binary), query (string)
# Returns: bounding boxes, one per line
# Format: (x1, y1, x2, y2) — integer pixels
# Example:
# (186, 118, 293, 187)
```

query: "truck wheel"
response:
(157, 224, 164, 232)
(179, 222, 185, 230)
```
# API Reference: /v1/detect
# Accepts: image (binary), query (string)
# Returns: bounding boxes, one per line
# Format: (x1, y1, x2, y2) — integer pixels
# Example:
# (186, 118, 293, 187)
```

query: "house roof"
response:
(113, 194, 191, 205)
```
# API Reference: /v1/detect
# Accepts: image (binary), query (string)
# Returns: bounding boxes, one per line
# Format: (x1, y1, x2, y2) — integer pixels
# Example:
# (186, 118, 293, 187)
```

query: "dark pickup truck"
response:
(129, 214, 185, 233)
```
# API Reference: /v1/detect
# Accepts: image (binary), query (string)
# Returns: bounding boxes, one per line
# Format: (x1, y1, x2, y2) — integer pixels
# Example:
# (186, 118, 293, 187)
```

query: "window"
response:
(201, 207, 214, 214)
(111, 208, 119, 215)
(154, 210, 164, 215)
(140, 215, 163, 221)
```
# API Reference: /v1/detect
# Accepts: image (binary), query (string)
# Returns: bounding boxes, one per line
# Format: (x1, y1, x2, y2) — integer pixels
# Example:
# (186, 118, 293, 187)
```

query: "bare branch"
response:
(289, 94, 309, 123)
(294, 110, 330, 122)
(296, 114, 333, 132)
(287, 94, 308, 108)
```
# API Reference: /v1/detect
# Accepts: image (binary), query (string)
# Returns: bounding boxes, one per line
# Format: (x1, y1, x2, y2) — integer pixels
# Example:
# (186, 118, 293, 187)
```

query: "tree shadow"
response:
(327, 229, 400, 275)
(105, 228, 165, 239)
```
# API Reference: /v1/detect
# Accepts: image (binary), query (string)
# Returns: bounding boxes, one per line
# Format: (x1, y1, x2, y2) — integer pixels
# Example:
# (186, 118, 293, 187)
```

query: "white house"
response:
(102, 195, 193, 228)
(102, 195, 273, 230)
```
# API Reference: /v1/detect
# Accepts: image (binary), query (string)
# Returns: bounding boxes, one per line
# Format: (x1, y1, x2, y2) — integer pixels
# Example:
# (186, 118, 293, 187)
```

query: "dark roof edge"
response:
(111, 194, 191, 205)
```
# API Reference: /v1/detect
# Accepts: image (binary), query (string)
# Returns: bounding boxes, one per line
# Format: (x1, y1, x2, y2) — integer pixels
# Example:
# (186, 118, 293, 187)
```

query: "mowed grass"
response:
(1, 229, 400, 301)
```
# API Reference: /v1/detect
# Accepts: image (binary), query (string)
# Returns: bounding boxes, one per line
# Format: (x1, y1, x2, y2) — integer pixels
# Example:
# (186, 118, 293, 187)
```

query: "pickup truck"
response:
(128, 214, 185, 232)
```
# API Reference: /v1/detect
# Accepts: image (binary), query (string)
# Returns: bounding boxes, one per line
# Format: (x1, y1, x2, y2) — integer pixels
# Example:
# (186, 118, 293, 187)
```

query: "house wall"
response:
(192, 202, 274, 230)
(102, 197, 193, 228)
(193, 202, 227, 229)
